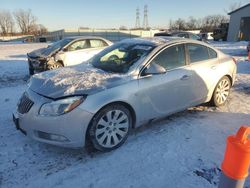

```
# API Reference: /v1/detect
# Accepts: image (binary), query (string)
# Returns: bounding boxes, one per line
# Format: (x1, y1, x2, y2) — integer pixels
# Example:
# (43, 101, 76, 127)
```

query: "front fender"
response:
(78, 80, 142, 126)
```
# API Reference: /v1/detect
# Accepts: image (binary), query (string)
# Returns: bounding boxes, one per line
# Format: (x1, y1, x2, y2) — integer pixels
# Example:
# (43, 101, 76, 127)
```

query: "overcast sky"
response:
(1, 0, 250, 31)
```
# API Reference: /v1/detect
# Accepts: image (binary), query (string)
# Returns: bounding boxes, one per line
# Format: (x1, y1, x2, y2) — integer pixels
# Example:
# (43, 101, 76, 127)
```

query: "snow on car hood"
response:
(29, 63, 128, 99)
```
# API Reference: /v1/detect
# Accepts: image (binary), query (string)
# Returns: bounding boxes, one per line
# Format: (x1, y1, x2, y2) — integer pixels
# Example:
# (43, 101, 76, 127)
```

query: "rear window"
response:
(208, 48, 217, 59)
(90, 39, 108, 48)
(187, 44, 209, 63)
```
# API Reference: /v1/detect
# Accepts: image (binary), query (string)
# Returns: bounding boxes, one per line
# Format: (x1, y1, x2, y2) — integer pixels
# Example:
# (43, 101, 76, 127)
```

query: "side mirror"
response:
(142, 63, 166, 76)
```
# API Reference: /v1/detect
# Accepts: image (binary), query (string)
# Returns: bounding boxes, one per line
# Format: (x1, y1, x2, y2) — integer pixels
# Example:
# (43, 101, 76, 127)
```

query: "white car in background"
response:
(27, 36, 113, 75)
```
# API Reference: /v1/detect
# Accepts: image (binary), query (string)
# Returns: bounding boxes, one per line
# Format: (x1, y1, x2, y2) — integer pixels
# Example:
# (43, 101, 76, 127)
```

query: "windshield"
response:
(48, 38, 73, 51)
(91, 42, 155, 73)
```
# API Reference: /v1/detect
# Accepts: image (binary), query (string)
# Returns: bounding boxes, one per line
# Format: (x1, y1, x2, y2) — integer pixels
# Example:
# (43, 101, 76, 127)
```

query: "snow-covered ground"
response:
(0, 43, 48, 87)
(0, 41, 250, 188)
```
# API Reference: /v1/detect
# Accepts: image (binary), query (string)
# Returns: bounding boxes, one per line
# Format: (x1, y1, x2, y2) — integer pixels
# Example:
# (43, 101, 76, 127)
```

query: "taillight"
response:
(232, 57, 237, 64)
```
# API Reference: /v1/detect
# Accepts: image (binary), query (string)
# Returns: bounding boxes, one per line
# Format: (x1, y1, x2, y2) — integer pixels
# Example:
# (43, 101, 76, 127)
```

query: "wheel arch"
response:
(47, 59, 64, 68)
(209, 74, 232, 105)
(56, 60, 64, 66)
(224, 74, 233, 86)
(85, 101, 137, 144)
(212, 74, 233, 94)
(207, 74, 233, 103)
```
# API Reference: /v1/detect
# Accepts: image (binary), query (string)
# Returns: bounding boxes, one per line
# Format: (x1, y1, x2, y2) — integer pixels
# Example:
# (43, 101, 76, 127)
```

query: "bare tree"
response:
(224, 2, 243, 13)
(186, 17, 198, 30)
(168, 20, 174, 30)
(119, 26, 128, 30)
(201, 15, 229, 32)
(0, 10, 15, 35)
(169, 18, 186, 31)
(13, 9, 37, 34)
(38, 24, 48, 35)
(29, 24, 48, 35)
(195, 18, 203, 29)
(169, 14, 229, 32)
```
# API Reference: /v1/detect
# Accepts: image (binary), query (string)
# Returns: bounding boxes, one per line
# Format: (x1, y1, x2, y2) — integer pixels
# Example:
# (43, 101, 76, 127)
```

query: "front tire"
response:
(88, 104, 132, 152)
(211, 76, 231, 107)
(47, 62, 63, 70)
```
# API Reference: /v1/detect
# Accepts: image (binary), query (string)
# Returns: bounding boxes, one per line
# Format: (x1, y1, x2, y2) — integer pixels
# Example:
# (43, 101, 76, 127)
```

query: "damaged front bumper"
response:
(13, 89, 94, 148)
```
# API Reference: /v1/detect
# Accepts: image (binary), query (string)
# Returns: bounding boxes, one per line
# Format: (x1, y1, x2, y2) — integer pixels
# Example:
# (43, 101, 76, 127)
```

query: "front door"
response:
(137, 44, 196, 120)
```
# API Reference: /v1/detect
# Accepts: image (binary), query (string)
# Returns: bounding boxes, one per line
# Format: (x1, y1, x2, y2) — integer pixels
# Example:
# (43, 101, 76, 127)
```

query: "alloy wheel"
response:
(215, 78, 230, 105)
(95, 110, 129, 148)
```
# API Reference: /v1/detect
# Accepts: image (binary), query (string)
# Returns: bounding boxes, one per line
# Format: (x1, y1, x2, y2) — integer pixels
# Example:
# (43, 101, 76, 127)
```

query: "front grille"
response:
(17, 93, 34, 114)
(29, 58, 40, 66)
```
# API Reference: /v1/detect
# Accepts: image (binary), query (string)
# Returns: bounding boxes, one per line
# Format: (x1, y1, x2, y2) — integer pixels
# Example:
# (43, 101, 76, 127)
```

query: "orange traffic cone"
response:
(219, 126, 250, 188)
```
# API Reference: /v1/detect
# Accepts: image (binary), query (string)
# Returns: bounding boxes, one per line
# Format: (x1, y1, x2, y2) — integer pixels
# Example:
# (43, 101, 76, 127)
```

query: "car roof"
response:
(119, 37, 204, 47)
(64, 36, 108, 40)
(117, 37, 177, 46)
(171, 31, 198, 35)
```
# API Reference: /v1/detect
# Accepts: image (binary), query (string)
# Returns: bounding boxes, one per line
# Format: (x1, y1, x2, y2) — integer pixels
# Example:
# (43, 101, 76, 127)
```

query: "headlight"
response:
(39, 96, 84, 116)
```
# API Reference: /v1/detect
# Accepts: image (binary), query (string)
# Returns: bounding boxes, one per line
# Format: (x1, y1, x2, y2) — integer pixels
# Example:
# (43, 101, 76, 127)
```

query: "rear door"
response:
(86, 39, 109, 57)
(137, 44, 196, 120)
(186, 43, 220, 103)
(63, 39, 91, 66)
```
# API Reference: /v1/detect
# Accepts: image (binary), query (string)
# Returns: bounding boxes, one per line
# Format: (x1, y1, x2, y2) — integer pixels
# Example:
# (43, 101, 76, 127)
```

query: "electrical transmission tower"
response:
(143, 5, 149, 30)
(135, 7, 140, 29)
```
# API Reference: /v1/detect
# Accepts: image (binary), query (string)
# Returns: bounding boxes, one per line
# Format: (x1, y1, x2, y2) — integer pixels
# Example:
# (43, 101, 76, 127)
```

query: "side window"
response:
(152, 44, 186, 70)
(68, 40, 89, 51)
(178, 33, 189, 38)
(187, 44, 209, 63)
(208, 47, 217, 59)
(90, 39, 108, 48)
(190, 34, 200, 40)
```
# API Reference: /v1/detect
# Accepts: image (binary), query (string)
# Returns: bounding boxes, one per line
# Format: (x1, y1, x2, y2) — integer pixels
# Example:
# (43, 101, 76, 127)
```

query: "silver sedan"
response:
(13, 37, 237, 151)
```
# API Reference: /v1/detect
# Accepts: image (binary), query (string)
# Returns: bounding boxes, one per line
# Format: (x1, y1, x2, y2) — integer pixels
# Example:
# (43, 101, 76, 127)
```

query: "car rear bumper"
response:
(13, 89, 94, 148)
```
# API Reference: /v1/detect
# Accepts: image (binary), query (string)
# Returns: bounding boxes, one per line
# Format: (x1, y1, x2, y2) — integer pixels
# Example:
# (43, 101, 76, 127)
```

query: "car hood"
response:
(28, 46, 60, 58)
(29, 63, 129, 99)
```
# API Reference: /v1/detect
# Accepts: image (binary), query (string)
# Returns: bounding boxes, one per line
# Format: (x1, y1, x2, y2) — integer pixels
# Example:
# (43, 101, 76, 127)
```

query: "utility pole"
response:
(135, 7, 140, 29)
(143, 5, 149, 30)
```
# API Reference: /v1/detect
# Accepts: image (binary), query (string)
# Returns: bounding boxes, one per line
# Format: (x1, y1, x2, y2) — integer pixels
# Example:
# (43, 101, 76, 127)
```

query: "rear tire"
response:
(211, 76, 231, 107)
(88, 104, 132, 152)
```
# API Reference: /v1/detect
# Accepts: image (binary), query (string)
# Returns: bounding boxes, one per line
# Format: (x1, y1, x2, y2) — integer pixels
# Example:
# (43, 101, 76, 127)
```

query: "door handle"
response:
(211, 65, 217, 70)
(180, 75, 190, 80)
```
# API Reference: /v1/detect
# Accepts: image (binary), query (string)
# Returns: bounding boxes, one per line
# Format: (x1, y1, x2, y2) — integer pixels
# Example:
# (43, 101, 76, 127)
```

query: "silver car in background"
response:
(13, 37, 237, 151)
